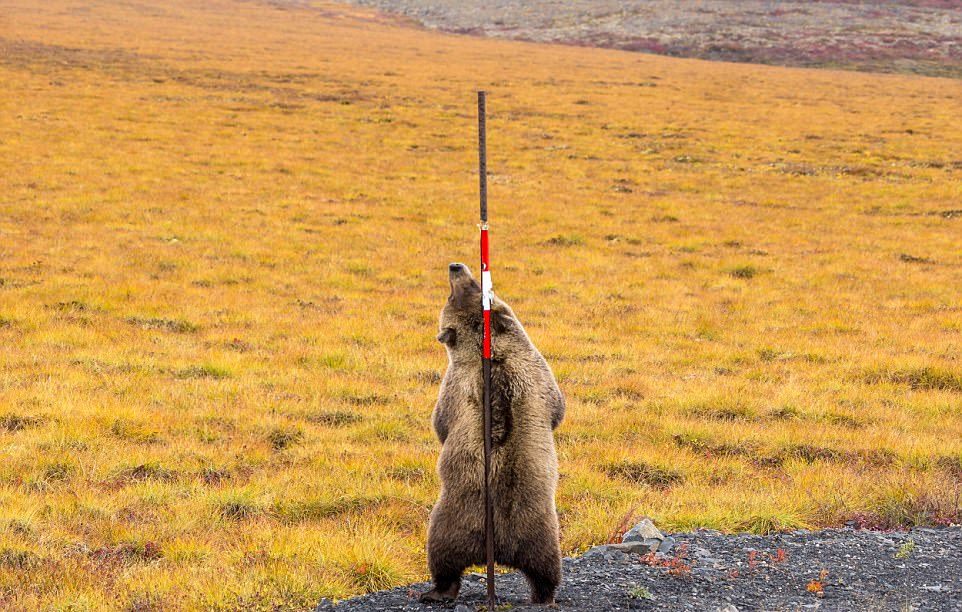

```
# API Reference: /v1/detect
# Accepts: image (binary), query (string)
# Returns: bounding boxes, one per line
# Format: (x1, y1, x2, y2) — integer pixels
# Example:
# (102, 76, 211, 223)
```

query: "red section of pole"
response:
(482, 309, 492, 359)
(481, 229, 491, 360)
(478, 90, 496, 611)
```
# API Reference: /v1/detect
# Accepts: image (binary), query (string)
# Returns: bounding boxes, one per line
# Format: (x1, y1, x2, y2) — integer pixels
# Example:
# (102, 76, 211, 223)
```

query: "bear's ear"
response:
(437, 327, 456, 345)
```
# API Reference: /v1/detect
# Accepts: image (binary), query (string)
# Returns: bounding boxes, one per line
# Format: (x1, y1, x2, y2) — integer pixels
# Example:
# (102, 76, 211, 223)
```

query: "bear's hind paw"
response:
(418, 588, 457, 604)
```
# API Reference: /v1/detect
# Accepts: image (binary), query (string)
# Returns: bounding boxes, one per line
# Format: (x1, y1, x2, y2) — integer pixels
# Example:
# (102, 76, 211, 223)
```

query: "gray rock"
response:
(454, 605, 472, 612)
(658, 536, 676, 554)
(582, 545, 611, 558)
(623, 518, 664, 544)
(714, 605, 739, 612)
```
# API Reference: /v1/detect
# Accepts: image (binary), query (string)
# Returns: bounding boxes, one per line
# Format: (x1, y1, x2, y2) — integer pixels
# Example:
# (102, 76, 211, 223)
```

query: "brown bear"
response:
(420, 262, 565, 605)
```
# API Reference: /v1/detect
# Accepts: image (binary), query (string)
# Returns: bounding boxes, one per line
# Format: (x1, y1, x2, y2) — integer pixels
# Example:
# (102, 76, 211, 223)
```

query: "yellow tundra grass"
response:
(1, 0, 960, 608)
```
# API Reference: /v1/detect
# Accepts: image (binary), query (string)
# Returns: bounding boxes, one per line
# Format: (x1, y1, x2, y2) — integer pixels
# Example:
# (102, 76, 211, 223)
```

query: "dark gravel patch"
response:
(323, 527, 962, 611)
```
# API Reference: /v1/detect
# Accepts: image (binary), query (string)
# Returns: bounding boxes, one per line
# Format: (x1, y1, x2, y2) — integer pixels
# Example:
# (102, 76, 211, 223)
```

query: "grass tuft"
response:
(305, 410, 363, 427)
(111, 420, 163, 444)
(628, 585, 654, 600)
(733, 512, 807, 534)
(113, 462, 177, 484)
(603, 460, 684, 489)
(266, 426, 304, 451)
(92, 540, 163, 563)
(687, 399, 757, 422)
(0, 413, 44, 432)
(274, 496, 383, 524)
(175, 364, 231, 380)
(864, 366, 962, 392)
(728, 265, 759, 279)
(544, 234, 585, 247)
(126, 316, 199, 333)
(0, 548, 41, 570)
(216, 491, 269, 521)
(780, 444, 842, 464)
(386, 463, 429, 483)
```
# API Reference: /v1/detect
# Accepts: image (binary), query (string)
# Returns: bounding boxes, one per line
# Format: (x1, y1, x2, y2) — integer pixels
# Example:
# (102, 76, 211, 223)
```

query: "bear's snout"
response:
(448, 262, 473, 282)
(445, 262, 480, 307)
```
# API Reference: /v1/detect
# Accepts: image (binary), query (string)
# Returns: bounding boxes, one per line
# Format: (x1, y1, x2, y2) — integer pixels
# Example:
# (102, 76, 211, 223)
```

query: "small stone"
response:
(658, 536, 676, 554)
(454, 605, 472, 612)
(691, 546, 713, 558)
(583, 545, 610, 558)
(714, 605, 739, 612)
(623, 518, 664, 544)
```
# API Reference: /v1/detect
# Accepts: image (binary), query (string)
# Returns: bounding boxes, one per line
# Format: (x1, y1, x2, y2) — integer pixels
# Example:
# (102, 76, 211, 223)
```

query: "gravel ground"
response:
(340, 0, 962, 78)
(324, 527, 962, 611)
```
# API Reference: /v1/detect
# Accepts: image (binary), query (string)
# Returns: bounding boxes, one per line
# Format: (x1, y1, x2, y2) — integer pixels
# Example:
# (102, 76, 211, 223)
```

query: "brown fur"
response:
(421, 263, 565, 605)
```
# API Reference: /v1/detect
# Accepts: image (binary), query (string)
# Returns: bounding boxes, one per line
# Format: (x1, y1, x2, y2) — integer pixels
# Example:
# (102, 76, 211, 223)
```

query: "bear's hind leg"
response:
(420, 515, 472, 603)
(516, 544, 561, 604)
(420, 550, 465, 603)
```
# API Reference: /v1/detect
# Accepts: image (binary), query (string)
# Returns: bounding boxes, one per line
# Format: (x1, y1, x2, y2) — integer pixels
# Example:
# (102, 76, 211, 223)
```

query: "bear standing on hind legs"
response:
(421, 263, 565, 605)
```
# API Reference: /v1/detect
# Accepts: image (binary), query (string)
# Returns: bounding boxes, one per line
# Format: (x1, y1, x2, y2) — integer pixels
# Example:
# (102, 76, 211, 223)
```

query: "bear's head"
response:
(438, 262, 517, 359)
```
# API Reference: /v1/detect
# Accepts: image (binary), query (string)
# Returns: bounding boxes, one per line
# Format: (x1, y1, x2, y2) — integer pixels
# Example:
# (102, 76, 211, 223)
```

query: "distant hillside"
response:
(345, 0, 962, 77)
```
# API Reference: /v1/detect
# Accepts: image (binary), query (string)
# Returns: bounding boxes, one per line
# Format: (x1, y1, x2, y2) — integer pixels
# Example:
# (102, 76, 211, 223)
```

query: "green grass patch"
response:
(175, 364, 231, 380)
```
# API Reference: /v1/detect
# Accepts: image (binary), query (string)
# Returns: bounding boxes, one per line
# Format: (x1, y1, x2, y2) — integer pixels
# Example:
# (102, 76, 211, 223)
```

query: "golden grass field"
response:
(1, 0, 961, 608)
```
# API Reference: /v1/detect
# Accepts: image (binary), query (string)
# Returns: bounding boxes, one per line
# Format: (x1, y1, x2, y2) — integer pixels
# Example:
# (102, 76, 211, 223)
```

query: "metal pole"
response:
(478, 90, 496, 610)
